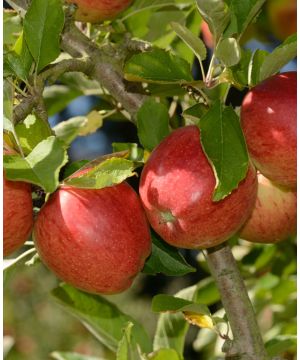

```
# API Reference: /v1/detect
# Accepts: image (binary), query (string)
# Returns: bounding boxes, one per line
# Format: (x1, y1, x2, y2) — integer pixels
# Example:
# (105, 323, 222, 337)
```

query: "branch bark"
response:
(61, 21, 148, 118)
(206, 243, 268, 360)
(13, 59, 93, 124)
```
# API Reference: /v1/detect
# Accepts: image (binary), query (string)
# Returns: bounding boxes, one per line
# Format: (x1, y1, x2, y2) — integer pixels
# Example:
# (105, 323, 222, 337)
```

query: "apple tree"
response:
(3, 0, 297, 359)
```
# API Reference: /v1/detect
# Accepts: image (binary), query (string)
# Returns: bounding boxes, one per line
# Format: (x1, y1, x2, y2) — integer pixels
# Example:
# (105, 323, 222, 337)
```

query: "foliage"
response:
(3, 0, 296, 359)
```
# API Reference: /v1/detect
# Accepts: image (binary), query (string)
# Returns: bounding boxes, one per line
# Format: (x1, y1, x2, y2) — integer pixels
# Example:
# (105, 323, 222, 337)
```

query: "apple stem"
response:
(206, 242, 269, 360)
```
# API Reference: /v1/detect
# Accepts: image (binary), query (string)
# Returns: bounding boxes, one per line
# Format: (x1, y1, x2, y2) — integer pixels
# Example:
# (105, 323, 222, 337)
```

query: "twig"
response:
(206, 243, 268, 360)
(13, 59, 93, 124)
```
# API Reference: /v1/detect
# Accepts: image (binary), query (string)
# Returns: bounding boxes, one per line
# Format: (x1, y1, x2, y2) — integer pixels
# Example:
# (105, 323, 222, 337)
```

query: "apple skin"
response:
(240, 173, 296, 243)
(241, 72, 296, 190)
(267, 0, 297, 41)
(66, 0, 133, 23)
(139, 126, 258, 249)
(4, 175, 34, 256)
(33, 182, 151, 294)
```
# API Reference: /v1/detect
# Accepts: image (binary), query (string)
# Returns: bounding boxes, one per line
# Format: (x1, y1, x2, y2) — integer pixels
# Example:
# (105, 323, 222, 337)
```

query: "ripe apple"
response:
(66, 0, 133, 23)
(239, 173, 296, 243)
(241, 72, 296, 189)
(139, 126, 258, 249)
(4, 175, 34, 256)
(267, 0, 297, 41)
(33, 181, 151, 294)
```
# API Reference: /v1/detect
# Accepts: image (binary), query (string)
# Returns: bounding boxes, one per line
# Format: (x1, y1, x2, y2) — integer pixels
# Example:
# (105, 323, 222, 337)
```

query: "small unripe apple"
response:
(33, 181, 151, 294)
(139, 126, 258, 249)
(66, 0, 133, 23)
(4, 175, 34, 256)
(239, 173, 296, 243)
(241, 72, 296, 189)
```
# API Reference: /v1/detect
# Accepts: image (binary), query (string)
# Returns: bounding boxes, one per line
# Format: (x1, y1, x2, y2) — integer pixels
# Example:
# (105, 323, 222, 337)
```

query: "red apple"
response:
(4, 175, 34, 256)
(33, 181, 151, 294)
(66, 0, 133, 23)
(139, 126, 258, 249)
(241, 72, 296, 189)
(239, 173, 296, 243)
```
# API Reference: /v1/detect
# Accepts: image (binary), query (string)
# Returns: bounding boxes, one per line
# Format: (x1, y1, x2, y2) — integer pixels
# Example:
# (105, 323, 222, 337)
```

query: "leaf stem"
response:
(3, 247, 36, 271)
(205, 53, 216, 86)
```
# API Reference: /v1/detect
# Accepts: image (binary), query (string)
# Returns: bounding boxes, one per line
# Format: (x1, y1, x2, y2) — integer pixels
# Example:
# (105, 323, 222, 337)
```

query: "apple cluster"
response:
(3, 72, 296, 295)
(140, 72, 296, 249)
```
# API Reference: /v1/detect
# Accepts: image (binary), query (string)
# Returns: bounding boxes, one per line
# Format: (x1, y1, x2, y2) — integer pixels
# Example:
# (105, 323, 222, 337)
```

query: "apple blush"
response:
(139, 125, 258, 249)
(241, 72, 296, 190)
(4, 175, 34, 256)
(34, 182, 151, 294)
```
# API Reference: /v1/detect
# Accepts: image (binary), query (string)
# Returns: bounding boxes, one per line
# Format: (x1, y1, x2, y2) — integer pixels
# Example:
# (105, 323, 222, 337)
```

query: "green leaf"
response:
(147, 348, 181, 360)
(53, 117, 87, 145)
(248, 49, 269, 87)
(221, 49, 252, 89)
(3, 117, 14, 134)
(53, 112, 103, 146)
(51, 283, 152, 353)
(182, 103, 209, 124)
(44, 85, 83, 116)
(226, 0, 266, 38)
(198, 101, 249, 201)
(24, 0, 64, 72)
(124, 48, 193, 84)
(13, 32, 34, 78)
(15, 114, 52, 155)
(116, 323, 140, 360)
(64, 158, 136, 189)
(193, 278, 220, 306)
(146, 83, 186, 97)
(142, 232, 195, 276)
(271, 276, 296, 304)
(215, 38, 241, 67)
(51, 352, 106, 360)
(153, 284, 201, 355)
(253, 244, 277, 271)
(3, 136, 68, 193)
(259, 33, 297, 81)
(265, 335, 297, 357)
(116, 323, 132, 360)
(4, 51, 28, 81)
(170, 22, 206, 62)
(171, 8, 202, 65)
(196, 0, 230, 42)
(255, 273, 280, 291)
(3, 80, 14, 122)
(146, 9, 185, 47)
(152, 295, 210, 315)
(3, 11, 22, 46)
(137, 98, 170, 151)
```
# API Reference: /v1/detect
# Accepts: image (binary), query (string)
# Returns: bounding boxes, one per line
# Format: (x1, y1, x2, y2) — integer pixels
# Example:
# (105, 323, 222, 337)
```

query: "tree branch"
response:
(13, 59, 93, 124)
(206, 243, 268, 360)
(61, 22, 148, 119)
